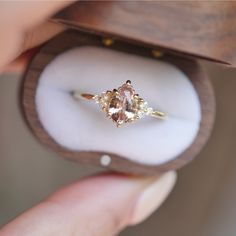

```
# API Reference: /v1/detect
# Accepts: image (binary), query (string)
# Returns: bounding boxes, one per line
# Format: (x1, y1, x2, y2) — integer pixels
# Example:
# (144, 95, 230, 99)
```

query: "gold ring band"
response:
(72, 80, 166, 127)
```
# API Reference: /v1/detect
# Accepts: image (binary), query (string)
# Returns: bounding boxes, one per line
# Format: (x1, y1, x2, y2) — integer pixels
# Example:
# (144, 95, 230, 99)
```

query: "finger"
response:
(0, 172, 176, 236)
(1, 21, 65, 73)
(1, 48, 38, 73)
(0, 1, 73, 69)
(22, 21, 66, 54)
(0, 1, 72, 29)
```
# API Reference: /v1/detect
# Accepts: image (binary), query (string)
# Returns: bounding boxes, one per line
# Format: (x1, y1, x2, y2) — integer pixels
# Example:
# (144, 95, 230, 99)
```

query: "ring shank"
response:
(72, 92, 166, 119)
(150, 110, 166, 119)
(72, 92, 95, 101)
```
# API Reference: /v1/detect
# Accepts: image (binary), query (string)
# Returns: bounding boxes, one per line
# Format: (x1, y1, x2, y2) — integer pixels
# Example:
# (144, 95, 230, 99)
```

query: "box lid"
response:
(53, 1, 236, 67)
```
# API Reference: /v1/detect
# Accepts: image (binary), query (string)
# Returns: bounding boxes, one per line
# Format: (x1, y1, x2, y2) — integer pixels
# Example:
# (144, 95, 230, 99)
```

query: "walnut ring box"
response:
(20, 2, 235, 175)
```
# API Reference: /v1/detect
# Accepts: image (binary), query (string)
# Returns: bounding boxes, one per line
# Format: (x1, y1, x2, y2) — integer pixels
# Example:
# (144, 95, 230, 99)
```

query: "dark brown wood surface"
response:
(54, 1, 236, 66)
(21, 30, 215, 175)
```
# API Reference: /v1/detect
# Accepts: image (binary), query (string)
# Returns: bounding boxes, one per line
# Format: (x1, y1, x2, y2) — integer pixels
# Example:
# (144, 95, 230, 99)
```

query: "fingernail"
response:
(130, 171, 177, 225)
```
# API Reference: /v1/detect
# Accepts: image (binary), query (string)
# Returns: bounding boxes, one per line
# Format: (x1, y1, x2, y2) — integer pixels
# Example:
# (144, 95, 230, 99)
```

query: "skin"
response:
(0, 2, 176, 236)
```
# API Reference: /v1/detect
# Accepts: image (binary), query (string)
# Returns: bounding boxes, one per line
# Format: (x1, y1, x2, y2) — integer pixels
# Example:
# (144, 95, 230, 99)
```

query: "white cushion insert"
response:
(36, 46, 201, 165)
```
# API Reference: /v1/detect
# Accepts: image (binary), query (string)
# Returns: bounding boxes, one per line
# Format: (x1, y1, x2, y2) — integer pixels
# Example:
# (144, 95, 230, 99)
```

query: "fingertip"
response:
(0, 172, 177, 236)
(129, 171, 177, 225)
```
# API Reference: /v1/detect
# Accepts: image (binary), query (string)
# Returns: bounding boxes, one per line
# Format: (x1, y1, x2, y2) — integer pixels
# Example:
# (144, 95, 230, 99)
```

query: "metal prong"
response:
(126, 80, 131, 85)
(139, 98, 144, 102)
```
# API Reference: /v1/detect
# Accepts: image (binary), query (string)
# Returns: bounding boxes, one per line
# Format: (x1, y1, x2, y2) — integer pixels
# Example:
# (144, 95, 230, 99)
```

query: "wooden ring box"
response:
(21, 2, 223, 175)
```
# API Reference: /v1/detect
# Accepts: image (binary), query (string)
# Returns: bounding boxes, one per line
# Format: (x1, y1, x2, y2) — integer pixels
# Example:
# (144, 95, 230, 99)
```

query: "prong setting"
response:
(75, 80, 166, 127)
(95, 81, 152, 126)
(126, 80, 131, 85)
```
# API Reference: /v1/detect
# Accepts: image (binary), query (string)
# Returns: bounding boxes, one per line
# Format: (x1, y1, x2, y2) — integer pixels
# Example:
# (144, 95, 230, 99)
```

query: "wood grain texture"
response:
(53, 1, 236, 66)
(21, 30, 215, 175)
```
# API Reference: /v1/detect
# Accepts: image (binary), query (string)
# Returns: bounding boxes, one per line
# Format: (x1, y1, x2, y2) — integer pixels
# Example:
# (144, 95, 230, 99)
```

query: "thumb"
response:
(0, 172, 176, 236)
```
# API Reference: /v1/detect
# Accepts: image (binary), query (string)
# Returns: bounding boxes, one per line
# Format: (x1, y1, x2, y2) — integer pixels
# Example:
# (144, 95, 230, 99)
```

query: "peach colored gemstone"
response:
(108, 83, 136, 125)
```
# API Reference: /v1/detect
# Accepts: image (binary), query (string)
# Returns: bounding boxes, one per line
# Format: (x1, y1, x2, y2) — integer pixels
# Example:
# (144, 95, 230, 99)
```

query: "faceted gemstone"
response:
(109, 96, 122, 112)
(99, 92, 111, 105)
(108, 83, 136, 126)
(119, 83, 136, 121)
(99, 81, 149, 126)
(137, 100, 148, 118)
(111, 111, 127, 126)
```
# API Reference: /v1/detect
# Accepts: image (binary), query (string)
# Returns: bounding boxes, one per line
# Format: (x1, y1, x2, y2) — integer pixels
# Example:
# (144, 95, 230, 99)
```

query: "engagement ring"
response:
(72, 80, 166, 127)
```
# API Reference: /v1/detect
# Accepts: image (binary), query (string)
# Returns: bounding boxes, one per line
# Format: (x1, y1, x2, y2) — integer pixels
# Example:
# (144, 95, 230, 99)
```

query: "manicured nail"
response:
(130, 171, 177, 225)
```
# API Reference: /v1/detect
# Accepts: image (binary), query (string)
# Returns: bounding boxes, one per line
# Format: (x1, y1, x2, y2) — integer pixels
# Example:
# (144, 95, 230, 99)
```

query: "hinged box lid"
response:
(53, 1, 236, 67)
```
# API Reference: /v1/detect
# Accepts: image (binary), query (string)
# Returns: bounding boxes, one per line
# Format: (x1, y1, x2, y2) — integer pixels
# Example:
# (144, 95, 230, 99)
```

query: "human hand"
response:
(0, 2, 177, 235)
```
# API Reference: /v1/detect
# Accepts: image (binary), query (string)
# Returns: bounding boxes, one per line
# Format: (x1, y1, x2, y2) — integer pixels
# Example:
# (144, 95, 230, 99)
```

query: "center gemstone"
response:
(98, 81, 148, 127)
(108, 83, 136, 126)
(97, 80, 148, 127)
